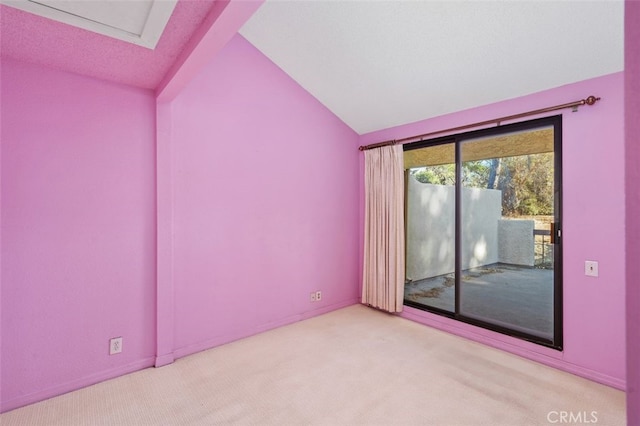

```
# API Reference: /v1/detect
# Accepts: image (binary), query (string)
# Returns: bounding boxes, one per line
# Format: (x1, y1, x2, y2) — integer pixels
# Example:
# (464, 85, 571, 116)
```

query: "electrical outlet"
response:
(310, 292, 317, 302)
(315, 291, 322, 301)
(585, 260, 599, 277)
(109, 337, 123, 355)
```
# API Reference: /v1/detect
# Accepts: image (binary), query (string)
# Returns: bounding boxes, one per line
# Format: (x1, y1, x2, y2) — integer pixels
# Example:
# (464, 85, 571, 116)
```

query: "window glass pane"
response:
(459, 126, 555, 339)
(404, 143, 456, 313)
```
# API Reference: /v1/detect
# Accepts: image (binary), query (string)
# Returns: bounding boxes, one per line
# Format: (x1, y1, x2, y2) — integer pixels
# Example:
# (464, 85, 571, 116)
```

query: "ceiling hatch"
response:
(1, 0, 178, 49)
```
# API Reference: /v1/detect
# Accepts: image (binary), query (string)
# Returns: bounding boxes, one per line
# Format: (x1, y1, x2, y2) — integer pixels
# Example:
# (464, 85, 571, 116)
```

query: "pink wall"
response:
(167, 34, 360, 357)
(0, 31, 360, 413)
(360, 72, 626, 389)
(0, 20, 3, 406)
(626, 0, 640, 422)
(0, 8, 629, 416)
(0, 59, 157, 411)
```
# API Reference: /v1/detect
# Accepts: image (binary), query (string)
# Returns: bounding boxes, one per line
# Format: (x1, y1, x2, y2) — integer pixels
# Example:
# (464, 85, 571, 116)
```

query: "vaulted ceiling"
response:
(0, 0, 625, 134)
(239, 1, 624, 134)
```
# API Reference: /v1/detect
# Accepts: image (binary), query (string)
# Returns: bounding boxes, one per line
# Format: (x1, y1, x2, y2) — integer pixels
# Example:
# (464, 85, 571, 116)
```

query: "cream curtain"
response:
(362, 145, 405, 313)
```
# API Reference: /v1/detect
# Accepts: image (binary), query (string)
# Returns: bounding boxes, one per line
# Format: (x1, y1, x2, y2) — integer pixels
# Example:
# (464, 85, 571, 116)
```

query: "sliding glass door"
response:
(405, 143, 456, 313)
(404, 116, 562, 348)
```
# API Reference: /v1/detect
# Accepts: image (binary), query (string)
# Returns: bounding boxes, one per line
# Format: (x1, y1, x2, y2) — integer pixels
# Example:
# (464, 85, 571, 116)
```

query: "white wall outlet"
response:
(310, 292, 317, 302)
(109, 337, 123, 355)
(585, 260, 599, 277)
(315, 291, 322, 301)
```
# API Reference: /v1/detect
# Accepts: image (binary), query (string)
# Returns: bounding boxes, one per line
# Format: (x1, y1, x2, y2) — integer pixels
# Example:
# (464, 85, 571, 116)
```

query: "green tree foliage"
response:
(413, 165, 456, 185)
(410, 153, 554, 216)
(502, 153, 554, 216)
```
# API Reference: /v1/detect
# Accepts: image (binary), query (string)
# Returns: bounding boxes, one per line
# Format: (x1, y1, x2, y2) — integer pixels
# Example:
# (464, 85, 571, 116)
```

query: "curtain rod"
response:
(358, 95, 600, 151)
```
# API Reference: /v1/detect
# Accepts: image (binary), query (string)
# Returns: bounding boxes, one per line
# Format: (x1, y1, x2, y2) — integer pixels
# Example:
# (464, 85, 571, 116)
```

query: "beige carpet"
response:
(1, 304, 625, 425)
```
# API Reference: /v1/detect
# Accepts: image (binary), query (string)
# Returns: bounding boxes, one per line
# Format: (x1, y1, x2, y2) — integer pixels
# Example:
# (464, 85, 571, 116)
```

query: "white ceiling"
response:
(240, 0, 624, 135)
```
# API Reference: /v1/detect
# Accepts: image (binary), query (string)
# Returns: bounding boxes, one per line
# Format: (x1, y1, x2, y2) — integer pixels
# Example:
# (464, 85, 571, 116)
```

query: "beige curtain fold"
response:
(362, 145, 405, 313)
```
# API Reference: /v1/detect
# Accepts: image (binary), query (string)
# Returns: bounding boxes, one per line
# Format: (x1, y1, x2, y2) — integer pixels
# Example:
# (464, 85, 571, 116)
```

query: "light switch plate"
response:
(585, 260, 599, 277)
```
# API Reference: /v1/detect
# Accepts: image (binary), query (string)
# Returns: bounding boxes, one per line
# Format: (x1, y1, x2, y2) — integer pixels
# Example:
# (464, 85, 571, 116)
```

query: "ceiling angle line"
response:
(358, 95, 600, 151)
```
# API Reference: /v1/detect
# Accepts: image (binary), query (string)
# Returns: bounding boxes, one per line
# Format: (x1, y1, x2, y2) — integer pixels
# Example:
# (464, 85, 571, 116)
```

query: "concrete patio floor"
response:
(405, 263, 554, 339)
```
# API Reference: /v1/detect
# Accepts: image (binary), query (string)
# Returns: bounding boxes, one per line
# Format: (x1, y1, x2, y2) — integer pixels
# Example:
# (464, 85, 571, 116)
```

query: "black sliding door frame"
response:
(404, 115, 563, 350)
